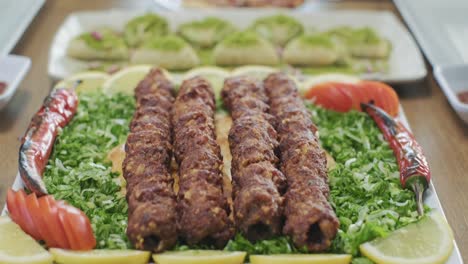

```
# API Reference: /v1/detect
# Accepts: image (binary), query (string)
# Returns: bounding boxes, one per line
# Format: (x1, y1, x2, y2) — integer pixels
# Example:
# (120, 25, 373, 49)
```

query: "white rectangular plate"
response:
(394, 0, 468, 67)
(0, 0, 45, 55)
(0, 54, 31, 110)
(48, 9, 426, 84)
(2, 105, 462, 263)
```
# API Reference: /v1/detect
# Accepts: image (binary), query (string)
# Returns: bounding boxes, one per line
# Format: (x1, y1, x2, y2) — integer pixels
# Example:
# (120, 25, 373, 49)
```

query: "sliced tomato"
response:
(15, 189, 41, 240)
(6, 188, 95, 250)
(36, 196, 59, 247)
(359, 81, 399, 116)
(58, 205, 96, 250)
(304, 81, 400, 116)
(58, 205, 80, 250)
(43, 196, 71, 249)
(305, 82, 355, 112)
(25, 193, 47, 240)
(6, 189, 23, 228)
(347, 83, 367, 110)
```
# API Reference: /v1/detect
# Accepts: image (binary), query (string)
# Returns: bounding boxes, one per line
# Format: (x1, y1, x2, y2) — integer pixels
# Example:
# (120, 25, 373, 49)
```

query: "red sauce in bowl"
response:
(458, 91, 468, 104)
(0, 81, 7, 95)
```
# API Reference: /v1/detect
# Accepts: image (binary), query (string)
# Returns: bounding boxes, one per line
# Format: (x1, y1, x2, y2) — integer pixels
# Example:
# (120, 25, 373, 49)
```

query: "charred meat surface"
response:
(173, 76, 234, 248)
(222, 76, 286, 241)
(264, 72, 339, 252)
(123, 68, 177, 252)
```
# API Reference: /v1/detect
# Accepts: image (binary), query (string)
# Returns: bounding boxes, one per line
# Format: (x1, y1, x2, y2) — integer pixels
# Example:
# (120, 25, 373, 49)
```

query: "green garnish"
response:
(350, 27, 382, 44)
(225, 234, 306, 257)
(251, 14, 303, 46)
(43, 92, 135, 249)
(327, 26, 382, 45)
(221, 31, 261, 47)
(297, 34, 335, 48)
(253, 14, 302, 27)
(178, 17, 236, 48)
(142, 35, 189, 51)
(310, 106, 423, 256)
(124, 13, 168, 47)
(79, 29, 126, 50)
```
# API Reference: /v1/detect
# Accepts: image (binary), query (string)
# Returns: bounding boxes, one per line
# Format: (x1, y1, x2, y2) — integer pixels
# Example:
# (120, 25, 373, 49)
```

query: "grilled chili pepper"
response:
(19, 88, 78, 196)
(361, 102, 430, 215)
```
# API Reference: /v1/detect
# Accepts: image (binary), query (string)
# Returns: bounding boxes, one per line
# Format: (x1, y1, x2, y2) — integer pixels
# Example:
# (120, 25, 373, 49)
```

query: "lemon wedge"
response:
(183, 66, 230, 99)
(231, 65, 278, 80)
(0, 216, 53, 264)
(49, 248, 150, 264)
(300, 73, 360, 94)
(360, 212, 454, 264)
(153, 250, 246, 264)
(250, 254, 352, 264)
(54, 71, 109, 94)
(102, 65, 172, 95)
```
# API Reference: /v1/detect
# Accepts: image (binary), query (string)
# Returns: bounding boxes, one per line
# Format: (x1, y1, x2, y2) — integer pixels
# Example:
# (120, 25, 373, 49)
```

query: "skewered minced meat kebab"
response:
(173, 76, 234, 248)
(222, 76, 286, 241)
(264, 72, 339, 251)
(123, 68, 178, 252)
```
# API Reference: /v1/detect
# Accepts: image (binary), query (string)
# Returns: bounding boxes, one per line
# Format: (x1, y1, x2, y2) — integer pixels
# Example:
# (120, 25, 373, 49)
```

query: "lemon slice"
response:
(231, 65, 278, 80)
(153, 250, 246, 264)
(250, 254, 352, 264)
(183, 66, 230, 99)
(0, 216, 53, 264)
(54, 71, 109, 94)
(102, 65, 173, 95)
(360, 212, 454, 264)
(300, 73, 360, 94)
(49, 248, 150, 264)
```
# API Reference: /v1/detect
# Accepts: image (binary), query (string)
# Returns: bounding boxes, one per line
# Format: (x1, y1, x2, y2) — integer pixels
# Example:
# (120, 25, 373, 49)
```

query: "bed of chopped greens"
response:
(41, 91, 421, 261)
(43, 92, 135, 249)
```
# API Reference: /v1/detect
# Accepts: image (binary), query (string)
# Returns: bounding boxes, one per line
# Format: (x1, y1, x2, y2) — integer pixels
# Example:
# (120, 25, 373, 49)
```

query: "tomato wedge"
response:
(358, 81, 399, 117)
(25, 192, 47, 240)
(305, 82, 355, 112)
(43, 196, 71, 249)
(5, 188, 96, 250)
(36, 196, 59, 247)
(59, 205, 96, 250)
(15, 190, 41, 240)
(6, 189, 23, 229)
(304, 80, 400, 117)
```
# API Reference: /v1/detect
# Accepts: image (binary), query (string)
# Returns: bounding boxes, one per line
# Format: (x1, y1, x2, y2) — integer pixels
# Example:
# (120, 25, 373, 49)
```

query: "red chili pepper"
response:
(361, 102, 430, 215)
(19, 88, 78, 196)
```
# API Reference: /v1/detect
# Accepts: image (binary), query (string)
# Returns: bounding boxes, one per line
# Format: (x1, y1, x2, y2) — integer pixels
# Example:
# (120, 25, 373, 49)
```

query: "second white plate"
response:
(48, 9, 427, 84)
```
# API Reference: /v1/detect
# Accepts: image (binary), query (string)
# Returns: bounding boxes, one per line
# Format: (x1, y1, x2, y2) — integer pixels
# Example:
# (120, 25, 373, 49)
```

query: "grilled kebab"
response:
(221, 76, 286, 241)
(123, 68, 178, 252)
(173, 76, 234, 247)
(264, 72, 339, 251)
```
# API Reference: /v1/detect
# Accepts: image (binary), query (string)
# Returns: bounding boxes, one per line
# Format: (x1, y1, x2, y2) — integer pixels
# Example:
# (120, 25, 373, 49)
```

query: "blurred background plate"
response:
(0, 0, 45, 55)
(394, 0, 468, 67)
(48, 9, 426, 84)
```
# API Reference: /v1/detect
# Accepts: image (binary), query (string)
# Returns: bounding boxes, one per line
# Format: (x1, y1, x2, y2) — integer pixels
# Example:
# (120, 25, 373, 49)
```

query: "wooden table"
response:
(0, 0, 466, 260)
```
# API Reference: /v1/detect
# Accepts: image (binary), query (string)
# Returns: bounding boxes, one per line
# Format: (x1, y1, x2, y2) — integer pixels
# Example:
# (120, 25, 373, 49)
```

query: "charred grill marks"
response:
(222, 76, 286, 241)
(173, 76, 234, 248)
(123, 68, 177, 252)
(264, 72, 339, 252)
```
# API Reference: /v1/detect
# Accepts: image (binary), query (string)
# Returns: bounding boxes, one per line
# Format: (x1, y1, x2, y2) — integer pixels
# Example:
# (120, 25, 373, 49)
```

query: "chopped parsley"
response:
(310, 106, 422, 256)
(41, 90, 421, 259)
(43, 92, 135, 249)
